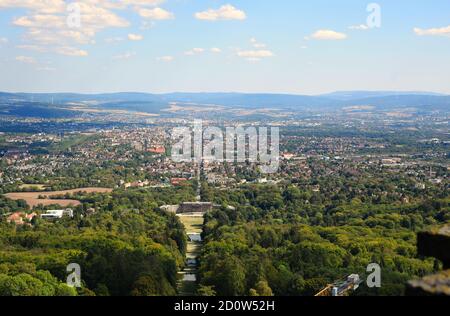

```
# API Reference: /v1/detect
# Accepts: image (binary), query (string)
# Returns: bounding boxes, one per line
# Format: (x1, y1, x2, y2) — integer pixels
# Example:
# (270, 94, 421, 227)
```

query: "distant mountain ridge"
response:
(320, 91, 447, 101)
(0, 91, 449, 117)
(1, 90, 447, 101)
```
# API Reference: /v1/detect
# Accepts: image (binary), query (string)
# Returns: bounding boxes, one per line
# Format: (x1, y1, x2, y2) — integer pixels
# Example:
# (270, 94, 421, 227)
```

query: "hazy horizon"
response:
(1, 89, 449, 96)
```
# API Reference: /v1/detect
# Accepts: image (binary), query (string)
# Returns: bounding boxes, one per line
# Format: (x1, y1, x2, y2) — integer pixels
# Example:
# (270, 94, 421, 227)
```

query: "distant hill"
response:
(321, 91, 446, 101)
(163, 92, 338, 109)
(0, 91, 448, 118)
(0, 101, 79, 118)
(344, 95, 450, 111)
(0, 92, 163, 103)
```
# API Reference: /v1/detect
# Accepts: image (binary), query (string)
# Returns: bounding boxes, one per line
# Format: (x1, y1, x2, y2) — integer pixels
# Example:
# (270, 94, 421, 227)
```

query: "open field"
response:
(177, 214, 204, 233)
(66, 106, 160, 117)
(4, 187, 113, 208)
(163, 102, 226, 113)
(19, 184, 47, 190)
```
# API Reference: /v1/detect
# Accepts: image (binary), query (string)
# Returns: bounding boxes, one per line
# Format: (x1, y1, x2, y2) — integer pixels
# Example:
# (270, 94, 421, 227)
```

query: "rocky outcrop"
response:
(407, 270, 450, 296)
(406, 224, 450, 296)
(417, 225, 450, 269)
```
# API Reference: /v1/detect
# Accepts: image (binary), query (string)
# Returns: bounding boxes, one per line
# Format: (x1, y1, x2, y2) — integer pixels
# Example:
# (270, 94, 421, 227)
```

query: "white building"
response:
(41, 209, 73, 220)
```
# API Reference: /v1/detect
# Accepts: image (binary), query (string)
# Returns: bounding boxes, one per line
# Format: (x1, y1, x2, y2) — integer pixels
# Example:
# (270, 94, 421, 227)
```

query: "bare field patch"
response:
(4, 187, 113, 208)
(19, 184, 47, 191)
(163, 102, 225, 113)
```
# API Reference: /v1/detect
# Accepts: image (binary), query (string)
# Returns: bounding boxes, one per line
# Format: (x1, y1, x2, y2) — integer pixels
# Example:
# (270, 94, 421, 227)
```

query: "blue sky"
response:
(0, 0, 450, 94)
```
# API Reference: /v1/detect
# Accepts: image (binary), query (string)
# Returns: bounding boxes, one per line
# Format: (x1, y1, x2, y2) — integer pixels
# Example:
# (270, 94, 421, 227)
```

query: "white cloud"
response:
(122, 0, 166, 7)
(55, 46, 88, 57)
(128, 33, 144, 41)
(236, 38, 274, 62)
(237, 50, 274, 62)
(138, 7, 174, 20)
(113, 51, 136, 60)
(13, 14, 65, 28)
(0, 37, 8, 44)
(157, 55, 174, 62)
(140, 21, 155, 30)
(309, 30, 347, 40)
(17, 44, 46, 52)
(210, 47, 222, 53)
(17, 44, 88, 56)
(195, 4, 246, 21)
(414, 26, 450, 37)
(0, 1, 143, 56)
(250, 38, 266, 48)
(185, 48, 204, 55)
(348, 24, 369, 31)
(237, 50, 274, 58)
(104, 37, 125, 44)
(0, 0, 66, 14)
(15, 55, 36, 64)
(12, 5, 130, 32)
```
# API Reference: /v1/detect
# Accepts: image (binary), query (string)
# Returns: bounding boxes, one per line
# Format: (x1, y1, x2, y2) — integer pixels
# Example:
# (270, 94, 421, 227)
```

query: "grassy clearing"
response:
(178, 215, 204, 234)
(19, 184, 47, 191)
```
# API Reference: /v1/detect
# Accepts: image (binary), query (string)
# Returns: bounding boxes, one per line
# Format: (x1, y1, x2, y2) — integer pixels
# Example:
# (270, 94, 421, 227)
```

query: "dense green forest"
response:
(0, 186, 195, 296)
(197, 183, 449, 296)
(0, 178, 448, 296)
